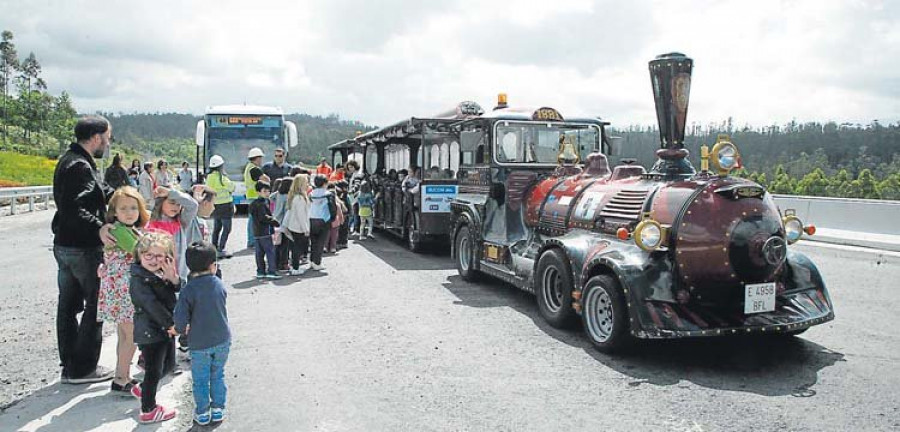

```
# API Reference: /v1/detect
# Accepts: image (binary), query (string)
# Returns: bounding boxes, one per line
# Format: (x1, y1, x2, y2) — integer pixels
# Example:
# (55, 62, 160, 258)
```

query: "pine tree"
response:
(0, 30, 19, 137)
(796, 168, 828, 196)
(826, 169, 852, 197)
(876, 173, 900, 200)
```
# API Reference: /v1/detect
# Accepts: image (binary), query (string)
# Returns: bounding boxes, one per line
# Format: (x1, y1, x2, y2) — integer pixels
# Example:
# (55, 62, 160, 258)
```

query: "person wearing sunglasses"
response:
(262, 148, 293, 183)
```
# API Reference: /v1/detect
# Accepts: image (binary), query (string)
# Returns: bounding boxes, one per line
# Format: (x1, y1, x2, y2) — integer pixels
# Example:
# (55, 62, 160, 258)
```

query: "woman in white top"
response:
(177, 161, 193, 191)
(138, 162, 156, 210)
(156, 160, 173, 188)
(282, 174, 311, 275)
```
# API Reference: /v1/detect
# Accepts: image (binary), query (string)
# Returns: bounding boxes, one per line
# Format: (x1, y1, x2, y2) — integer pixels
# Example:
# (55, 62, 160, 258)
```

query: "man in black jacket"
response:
(52, 115, 118, 384)
(261, 147, 292, 182)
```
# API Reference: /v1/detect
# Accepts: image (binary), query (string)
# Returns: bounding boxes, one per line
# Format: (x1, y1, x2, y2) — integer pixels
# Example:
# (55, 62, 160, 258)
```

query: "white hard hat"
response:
(247, 147, 264, 159)
(209, 155, 225, 168)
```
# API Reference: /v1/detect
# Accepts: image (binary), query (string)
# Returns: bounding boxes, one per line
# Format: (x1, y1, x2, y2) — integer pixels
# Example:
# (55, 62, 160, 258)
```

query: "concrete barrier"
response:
(773, 194, 900, 251)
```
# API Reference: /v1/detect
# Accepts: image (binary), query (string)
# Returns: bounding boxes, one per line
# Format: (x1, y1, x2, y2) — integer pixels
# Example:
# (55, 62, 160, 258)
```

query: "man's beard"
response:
(92, 147, 105, 158)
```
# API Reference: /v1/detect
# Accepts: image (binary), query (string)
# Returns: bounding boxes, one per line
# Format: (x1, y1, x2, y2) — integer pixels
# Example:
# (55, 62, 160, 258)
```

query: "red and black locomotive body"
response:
(450, 53, 834, 352)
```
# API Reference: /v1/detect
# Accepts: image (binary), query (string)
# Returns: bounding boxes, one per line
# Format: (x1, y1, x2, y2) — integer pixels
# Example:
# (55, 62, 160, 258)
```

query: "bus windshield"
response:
(494, 122, 599, 165)
(207, 115, 284, 180)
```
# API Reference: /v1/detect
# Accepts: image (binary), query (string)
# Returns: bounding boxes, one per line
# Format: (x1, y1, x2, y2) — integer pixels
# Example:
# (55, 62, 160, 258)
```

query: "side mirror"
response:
(490, 182, 505, 205)
(285, 121, 298, 148)
(195, 120, 205, 148)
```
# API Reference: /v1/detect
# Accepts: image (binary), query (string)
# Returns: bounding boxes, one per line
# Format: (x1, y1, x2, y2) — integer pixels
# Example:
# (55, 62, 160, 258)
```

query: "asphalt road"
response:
(0, 211, 898, 431)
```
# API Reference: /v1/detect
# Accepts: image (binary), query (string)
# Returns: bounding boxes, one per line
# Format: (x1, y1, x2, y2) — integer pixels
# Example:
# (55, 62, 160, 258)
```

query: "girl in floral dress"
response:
(98, 186, 150, 397)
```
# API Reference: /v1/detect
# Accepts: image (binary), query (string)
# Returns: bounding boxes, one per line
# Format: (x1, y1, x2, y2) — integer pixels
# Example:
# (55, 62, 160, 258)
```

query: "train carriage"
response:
(328, 102, 483, 251)
(449, 53, 834, 353)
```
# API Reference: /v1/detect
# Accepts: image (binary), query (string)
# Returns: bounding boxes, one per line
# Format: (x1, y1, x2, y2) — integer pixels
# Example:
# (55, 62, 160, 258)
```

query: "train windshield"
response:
(494, 122, 600, 165)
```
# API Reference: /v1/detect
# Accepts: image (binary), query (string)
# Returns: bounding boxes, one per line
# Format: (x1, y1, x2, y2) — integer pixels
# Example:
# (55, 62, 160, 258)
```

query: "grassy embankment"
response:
(0, 150, 57, 187)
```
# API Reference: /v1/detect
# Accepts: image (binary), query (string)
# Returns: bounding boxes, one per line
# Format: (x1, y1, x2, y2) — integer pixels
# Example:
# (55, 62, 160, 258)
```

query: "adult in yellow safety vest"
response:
(243, 147, 269, 248)
(207, 155, 235, 257)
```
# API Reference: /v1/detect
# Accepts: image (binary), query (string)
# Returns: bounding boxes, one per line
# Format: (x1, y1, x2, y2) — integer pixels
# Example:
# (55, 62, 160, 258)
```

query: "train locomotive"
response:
(449, 53, 834, 352)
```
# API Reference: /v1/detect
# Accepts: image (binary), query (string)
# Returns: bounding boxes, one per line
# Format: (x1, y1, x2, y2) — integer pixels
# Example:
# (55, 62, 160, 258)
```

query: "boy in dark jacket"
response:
(174, 241, 231, 425)
(130, 232, 183, 424)
(249, 181, 281, 279)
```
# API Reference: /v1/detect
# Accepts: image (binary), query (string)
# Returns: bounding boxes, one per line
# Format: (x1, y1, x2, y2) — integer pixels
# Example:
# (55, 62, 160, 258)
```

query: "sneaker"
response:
(309, 263, 325, 271)
(289, 268, 306, 276)
(139, 405, 177, 424)
(65, 366, 114, 384)
(211, 407, 226, 422)
(110, 380, 141, 398)
(265, 273, 282, 280)
(256, 272, 266, 279)
(194, 410, 211, 426)
(300, 257, 309, 265)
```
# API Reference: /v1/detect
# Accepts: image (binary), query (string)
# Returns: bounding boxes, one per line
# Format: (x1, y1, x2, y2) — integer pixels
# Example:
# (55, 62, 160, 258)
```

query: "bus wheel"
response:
(581, 275, 631, 353)
(536, 249, 577, 329)
(455, 225, 479, 282)
(406, 214, 421, 252)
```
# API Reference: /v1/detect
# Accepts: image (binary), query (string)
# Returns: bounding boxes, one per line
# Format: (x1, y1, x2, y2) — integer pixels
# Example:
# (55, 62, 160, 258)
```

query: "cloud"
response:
(0, 0, 897, 128)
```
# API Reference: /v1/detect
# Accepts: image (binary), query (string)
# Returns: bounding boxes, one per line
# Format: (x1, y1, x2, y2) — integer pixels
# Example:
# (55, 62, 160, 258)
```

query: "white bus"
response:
(195, 105, 298, 205)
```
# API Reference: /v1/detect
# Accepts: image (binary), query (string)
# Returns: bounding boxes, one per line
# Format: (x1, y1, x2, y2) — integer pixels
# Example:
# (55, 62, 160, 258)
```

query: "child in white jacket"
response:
(281, 174, 310, 276)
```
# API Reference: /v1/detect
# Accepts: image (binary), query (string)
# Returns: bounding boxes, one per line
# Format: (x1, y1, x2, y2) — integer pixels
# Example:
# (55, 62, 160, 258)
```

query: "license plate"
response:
(744, 282, 776, 314)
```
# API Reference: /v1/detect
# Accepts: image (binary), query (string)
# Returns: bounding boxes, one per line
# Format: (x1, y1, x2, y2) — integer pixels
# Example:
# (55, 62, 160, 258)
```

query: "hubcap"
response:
(458, 235, 470, 271)
(585, 286, 614, 342)
(541, 266, 563, 313)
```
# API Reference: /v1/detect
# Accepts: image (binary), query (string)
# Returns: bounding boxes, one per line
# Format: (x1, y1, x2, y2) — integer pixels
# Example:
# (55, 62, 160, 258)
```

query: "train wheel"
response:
(455, 225, 479, 282)
(536, 249, 577, 329)
(581, 275, 630, 353)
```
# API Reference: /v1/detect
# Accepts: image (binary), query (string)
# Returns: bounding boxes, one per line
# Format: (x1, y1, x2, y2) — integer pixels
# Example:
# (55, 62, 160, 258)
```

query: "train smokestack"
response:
(649, 52, 695, 177)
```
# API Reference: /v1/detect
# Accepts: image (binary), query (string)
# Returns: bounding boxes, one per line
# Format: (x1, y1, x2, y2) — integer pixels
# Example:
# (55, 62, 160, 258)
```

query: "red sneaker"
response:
(138, 405, 176, 424)
(130, 382, 142, 399)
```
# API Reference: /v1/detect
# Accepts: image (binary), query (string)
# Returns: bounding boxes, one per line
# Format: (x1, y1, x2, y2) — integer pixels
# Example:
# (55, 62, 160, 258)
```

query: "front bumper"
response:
(630, 287, 834, 339)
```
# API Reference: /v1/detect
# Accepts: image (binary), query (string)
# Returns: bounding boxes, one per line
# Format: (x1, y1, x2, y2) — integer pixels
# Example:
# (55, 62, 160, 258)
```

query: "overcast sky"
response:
(1, 0, 897, 128)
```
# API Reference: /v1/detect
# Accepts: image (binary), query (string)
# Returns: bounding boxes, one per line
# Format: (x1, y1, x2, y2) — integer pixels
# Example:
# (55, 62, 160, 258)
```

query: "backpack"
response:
(325, 193, 337, 223)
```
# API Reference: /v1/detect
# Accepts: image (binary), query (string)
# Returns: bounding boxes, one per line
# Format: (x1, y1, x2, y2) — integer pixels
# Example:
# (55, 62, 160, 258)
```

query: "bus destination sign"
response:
(210, 115, 280, 128)
(226, 116, 262, 125)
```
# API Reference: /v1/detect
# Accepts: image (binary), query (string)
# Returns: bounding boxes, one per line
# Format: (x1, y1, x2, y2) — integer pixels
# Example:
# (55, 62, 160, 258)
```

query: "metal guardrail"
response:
(0, 186, 53, 215)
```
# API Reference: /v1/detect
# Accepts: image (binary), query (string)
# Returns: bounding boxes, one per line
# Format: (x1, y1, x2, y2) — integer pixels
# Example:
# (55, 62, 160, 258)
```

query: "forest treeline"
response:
(610, 120, 900, 200)
(0, 28, 898, 198)
(102, 112, 371, 165)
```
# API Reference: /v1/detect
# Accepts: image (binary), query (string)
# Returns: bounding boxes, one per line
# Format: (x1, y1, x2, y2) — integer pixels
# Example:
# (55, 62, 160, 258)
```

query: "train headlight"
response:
(634, 219, 663, 251)
(710, 139, 740, 176)
(783, 215, 804, 244)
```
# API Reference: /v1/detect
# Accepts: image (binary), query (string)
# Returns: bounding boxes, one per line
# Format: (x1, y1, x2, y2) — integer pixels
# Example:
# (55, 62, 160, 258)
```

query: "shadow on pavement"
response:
(231, 279, 268, 290)
(230, 248, 255, 258)
(186, 420, 224, 431)
(0, 375, 181, 432)
(355, 232, 454, 271)
(441, 274, 846, 397)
